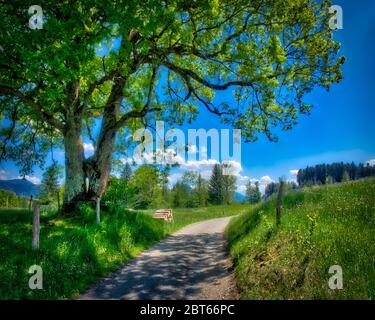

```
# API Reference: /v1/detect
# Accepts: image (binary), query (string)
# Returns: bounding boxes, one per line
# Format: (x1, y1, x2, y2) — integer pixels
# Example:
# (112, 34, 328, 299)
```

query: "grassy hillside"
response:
(226, 178, 375, 299)
(0, 204, 248, 299)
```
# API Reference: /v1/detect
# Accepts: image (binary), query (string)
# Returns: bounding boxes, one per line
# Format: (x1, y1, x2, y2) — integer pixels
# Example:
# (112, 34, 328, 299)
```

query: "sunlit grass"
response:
(226, 178, 375, 299)
(0, 203, 246, 299)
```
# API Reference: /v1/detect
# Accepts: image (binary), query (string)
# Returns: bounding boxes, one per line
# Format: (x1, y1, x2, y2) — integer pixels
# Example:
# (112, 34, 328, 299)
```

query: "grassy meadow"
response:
(2, 177, 374, 300)
(226, 178, 375, 299)
(0, 203, 249, 299)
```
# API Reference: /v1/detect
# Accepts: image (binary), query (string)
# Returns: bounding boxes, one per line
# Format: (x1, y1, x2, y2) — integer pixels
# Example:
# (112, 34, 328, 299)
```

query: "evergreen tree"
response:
(264, 182, 278, 199)
(120, 163, 132, 182)
(208, 164, 224, 205)
(357, 163, 365, 179)
(222, 164, 237, 205)
(246, 181, 261, 204)
(349, 162, 357, 180)
(341, 171, 350, 182)
(117, 162, 133, 207)
(40, 161, 63, 210)
(325, 175, 334, 184)
(196, 173, 208, 207)
(181, 171, 209, 207)
(297, 162, 375, 186)
(171, 181, 189, 208)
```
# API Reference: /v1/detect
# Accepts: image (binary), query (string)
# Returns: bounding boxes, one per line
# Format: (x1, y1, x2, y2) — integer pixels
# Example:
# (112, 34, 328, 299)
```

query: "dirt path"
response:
(78, 217, 238, 300)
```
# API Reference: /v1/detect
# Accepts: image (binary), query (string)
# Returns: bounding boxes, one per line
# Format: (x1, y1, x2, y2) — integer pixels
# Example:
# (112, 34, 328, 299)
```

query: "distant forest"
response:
(297, 162, 375, 186)
(1, 161, 374, 209)
(264, 161, 375, 200)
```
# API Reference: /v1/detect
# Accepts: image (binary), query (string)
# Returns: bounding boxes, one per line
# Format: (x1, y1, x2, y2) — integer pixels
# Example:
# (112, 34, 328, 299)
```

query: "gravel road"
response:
(78, 217, 238, 300)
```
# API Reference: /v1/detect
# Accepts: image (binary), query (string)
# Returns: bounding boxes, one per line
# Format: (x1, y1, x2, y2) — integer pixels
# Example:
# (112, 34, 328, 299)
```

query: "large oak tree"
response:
(0, 0, 344, 212)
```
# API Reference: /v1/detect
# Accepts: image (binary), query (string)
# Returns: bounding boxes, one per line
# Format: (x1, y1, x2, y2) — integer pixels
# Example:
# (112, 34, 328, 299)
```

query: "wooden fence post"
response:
(32, 203, 40, 250)
(29, 194, 33, 212)
(276, 180, 285, 226)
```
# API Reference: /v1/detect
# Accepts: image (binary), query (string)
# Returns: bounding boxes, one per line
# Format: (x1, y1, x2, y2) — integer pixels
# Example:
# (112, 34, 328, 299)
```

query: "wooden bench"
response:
(153, 209, 173, 222)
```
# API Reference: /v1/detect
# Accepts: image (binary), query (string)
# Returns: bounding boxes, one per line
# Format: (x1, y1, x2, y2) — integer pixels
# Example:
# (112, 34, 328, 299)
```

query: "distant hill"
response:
(0, 179, 40, 196)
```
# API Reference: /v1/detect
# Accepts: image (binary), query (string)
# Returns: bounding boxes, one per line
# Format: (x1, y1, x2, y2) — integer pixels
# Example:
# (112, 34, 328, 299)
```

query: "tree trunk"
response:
(61, 112, 86, 213)
(61, 112, 118, 213)
(82, 88, 121, 204)
(87, 125, 117, 197)
(61, 77, 123, 214)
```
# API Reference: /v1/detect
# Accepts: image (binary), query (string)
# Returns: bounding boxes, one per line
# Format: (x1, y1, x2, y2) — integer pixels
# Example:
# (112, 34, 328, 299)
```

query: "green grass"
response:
(226, 178, 375, 299)
(0, 203, 248, 299)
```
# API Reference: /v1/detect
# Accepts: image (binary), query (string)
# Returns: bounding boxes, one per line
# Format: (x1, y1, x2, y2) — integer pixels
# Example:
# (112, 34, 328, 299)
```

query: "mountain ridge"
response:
(0, 179, 40, 196)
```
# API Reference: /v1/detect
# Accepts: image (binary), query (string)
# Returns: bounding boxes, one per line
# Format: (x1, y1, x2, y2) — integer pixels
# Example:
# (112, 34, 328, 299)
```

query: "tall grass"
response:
(0, 206, 168, 299)
(226, 178, 375, 299)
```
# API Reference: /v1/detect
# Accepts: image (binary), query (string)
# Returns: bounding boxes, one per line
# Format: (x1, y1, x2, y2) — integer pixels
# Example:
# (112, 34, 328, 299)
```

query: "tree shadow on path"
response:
(79, 231, 236, 300)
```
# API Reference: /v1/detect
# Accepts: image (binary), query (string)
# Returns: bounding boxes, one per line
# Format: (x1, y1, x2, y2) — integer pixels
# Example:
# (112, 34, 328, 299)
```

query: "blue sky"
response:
(1, 0, 374, 193)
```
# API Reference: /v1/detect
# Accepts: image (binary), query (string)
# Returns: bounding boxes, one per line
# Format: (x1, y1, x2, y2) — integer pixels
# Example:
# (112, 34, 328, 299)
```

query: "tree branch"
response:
(114, 66, 159, 130)
(162, 60, 254, 90)
(85, 119, 97, 150)
(85, 69, 118, 100)
(0, 85, 64, 132)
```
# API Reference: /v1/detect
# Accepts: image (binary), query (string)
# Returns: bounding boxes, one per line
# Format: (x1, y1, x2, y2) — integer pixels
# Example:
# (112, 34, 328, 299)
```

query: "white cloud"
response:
(290, 169, 299, 176)
(366, 159, 375, 167)
(168, 173, 183, 185)
(256, 176, 273, 194)
(180, 159, 219, 171)
(0, 169, 41, 185)
(199, 169, 214, 180)
(236, 175, 274, 195)
(237, 185, 247, 194)
(20, 176, 41, 185)
(222, 160, 242, 176)
(83, 142, 95, 154)
(259, 175, 273, 185)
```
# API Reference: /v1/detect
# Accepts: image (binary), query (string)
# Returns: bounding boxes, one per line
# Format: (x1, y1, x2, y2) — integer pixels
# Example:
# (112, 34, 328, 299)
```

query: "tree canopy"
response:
(0, 0, 344, 211)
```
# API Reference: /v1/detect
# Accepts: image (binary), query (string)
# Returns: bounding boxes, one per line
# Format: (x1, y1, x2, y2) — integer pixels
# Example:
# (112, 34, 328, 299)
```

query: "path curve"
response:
(78, 217, 238, 300)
